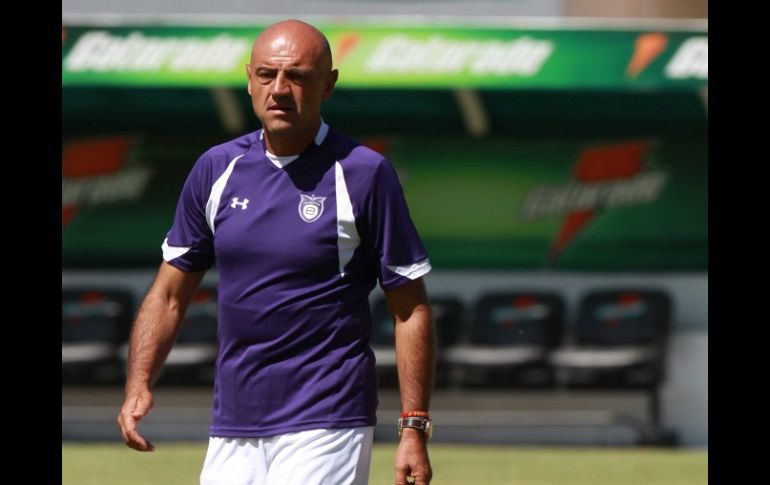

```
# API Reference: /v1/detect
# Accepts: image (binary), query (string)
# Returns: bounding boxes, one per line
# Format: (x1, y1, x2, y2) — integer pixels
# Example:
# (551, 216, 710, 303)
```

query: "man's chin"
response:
(262, 119, 297, 134)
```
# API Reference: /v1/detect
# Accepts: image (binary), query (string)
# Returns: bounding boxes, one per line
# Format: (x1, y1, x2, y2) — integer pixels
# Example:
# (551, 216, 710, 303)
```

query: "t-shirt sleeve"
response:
(365, 159, 431, 291)
(161, 155, 215, 272)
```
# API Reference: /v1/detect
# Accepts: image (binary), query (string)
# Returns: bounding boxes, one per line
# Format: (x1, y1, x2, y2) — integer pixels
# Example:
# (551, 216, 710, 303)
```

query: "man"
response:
(117, 19, 435, 485)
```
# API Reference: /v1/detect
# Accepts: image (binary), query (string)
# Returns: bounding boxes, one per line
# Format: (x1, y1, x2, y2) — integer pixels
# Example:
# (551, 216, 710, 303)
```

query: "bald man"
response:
(117, 20, 435, 485)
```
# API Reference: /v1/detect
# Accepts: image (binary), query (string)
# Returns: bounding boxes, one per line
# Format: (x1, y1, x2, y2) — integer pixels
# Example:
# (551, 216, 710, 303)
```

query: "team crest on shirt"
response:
(298, 194, 326, 223)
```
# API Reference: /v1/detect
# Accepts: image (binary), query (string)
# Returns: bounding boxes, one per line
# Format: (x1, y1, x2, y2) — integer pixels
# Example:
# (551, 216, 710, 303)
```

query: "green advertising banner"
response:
(391, 137, 706, 270)
(62, 134, 707, 271)
(62, 23, 707, 90)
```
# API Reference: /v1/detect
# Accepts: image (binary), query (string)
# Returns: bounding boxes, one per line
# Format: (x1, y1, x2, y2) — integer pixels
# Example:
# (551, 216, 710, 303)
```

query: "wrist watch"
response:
(398, 416, 433, 441)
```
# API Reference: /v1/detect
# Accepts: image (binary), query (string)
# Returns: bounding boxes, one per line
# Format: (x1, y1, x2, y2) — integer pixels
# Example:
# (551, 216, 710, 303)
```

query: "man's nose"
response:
(270, 71, 290, 97)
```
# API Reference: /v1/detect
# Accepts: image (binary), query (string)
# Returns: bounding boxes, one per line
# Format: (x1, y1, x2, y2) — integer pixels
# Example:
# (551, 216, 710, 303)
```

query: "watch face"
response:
(398, 417, 432, 440)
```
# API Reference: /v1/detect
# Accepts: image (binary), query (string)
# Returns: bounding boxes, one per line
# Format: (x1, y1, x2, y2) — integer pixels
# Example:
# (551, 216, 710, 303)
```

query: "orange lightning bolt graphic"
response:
(626, 32, 668, 79)
(548, 141, 649, 263)
(333, 33, 361, 65)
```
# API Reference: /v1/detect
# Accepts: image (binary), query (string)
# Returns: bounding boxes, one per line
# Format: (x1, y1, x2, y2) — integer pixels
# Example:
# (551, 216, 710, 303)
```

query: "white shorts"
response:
(199, 426, 374, 485)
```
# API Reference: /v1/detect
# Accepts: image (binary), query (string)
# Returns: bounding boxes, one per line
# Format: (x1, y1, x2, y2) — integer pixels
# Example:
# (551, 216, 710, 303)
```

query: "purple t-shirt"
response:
(162, 123, 431, 437)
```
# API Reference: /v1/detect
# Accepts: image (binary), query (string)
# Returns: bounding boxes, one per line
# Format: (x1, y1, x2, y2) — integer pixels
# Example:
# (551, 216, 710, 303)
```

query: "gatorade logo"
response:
(365, 35, 553, 75)
(62, 136, 152, 228)
(626, 33, 707, 80)
(495, 296, 551, 329)
(518, 140, 669, 263)
(64, 31, 250, 73)
(597, 293, 646, 326)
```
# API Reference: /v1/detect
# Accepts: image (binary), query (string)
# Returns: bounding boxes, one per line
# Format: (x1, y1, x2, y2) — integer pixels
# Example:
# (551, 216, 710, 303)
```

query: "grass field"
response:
(62, 442, 707, 485)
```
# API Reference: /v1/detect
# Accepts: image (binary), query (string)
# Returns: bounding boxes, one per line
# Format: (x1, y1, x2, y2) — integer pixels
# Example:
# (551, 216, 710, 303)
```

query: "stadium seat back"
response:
(469, 292, 564, 347)
(576, 289, 671, 346)
(62, 289, 133, 344)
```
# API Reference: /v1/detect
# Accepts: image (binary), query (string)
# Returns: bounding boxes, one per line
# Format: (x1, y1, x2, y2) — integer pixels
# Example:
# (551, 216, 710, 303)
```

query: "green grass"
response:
(62, 442, 707, 485)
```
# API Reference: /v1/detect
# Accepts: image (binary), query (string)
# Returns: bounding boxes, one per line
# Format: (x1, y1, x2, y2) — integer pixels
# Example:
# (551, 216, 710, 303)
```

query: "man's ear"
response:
(323, 69, 339, 100)
(245, 64, 253, 96)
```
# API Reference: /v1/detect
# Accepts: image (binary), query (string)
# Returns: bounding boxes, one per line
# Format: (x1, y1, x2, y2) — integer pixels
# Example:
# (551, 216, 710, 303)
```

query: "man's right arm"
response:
(117, 261, 206, 452)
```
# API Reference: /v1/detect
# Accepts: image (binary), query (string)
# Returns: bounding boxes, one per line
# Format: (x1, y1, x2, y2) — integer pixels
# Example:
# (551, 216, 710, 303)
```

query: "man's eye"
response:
(257, 71, 275, 82)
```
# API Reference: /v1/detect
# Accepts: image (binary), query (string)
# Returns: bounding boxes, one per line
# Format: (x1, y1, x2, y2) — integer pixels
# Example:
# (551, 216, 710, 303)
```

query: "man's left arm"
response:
(386, 277, 435, 485)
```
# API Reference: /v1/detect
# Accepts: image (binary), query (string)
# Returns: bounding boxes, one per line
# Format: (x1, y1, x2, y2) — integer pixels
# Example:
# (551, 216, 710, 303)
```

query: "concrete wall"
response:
(62, 0, 707, 21)
(62, 0, 563, 18)
(563, 0, 707, 18)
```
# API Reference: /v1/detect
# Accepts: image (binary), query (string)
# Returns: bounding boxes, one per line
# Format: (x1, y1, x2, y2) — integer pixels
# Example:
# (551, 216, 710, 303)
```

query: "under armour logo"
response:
(231, 197, 249, 210)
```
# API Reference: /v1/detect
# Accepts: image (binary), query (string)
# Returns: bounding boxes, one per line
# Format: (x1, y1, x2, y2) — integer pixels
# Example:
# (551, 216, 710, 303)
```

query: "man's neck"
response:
(263, 120, 320, 156)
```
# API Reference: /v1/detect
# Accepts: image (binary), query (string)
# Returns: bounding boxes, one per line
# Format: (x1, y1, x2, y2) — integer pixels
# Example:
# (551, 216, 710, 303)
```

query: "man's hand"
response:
(116, 263, 206, 453)
(117, 389, 156, 452)
(395, 428, 432, 484)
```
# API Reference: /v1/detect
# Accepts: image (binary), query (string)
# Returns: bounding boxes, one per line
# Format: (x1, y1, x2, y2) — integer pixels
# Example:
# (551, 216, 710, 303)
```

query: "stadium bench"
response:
(62, 288, 134, 384)
(443, 292, 564, 388)
(548, 288, 675, 444)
